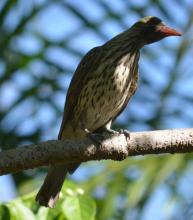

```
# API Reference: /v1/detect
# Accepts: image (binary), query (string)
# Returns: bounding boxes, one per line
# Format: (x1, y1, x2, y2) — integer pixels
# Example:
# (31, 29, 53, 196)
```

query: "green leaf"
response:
(62, 195, 96, 220)
(0, 204, 11, 220)
(78, 196, 96, 220)
(8, 201, 36, 220)
(36, 207, 49, 220)
(62, 181, 80, 195)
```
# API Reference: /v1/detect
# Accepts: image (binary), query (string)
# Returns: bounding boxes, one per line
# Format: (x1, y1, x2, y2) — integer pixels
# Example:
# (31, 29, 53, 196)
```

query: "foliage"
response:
(0, 181, 96, 220)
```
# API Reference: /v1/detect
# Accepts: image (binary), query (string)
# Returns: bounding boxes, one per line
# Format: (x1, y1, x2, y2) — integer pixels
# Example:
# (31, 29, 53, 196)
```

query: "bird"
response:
(35, 16, 181, 208)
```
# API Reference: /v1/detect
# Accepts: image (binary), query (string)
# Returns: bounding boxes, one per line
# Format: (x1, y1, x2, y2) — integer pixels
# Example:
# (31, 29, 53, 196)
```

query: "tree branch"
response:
(1, 128, 193, 176)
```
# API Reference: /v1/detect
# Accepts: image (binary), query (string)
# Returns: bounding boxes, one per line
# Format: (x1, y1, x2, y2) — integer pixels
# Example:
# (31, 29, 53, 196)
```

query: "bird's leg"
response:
(85, 129, 104, 146)
(85, 121, 130, 146)
(119, 129, 130, 140)
(85, 121, 117, 146)
(97, 122, 130, 140)
(95, 121, 119, 135)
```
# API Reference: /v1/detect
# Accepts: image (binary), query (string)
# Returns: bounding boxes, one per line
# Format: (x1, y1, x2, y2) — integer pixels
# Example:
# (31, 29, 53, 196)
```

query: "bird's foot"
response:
(85, 128, 117, 147)
(85, 128, 130, 146)
(119, 129, 130, 140)
(99, 128, 119, 135)
(85, 130, 104, 147)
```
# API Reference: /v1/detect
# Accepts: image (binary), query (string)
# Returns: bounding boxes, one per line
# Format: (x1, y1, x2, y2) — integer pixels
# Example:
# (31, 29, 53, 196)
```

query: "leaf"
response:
(8, 201, 35, 220)
(0, 204, 11, 220)
(62, 195, 96, 220)
(62, 180, 85, 197)
(36, 207, 49, 220)
(62, 181, 80, 194)
(78, 196, 96, 220)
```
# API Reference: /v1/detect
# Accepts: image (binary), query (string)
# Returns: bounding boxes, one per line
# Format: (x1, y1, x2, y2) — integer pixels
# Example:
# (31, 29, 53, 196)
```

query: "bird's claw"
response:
(86, 133, 105, 147)
(120, 129, 130, 140)
(85, 128, 130, 146)
(101, 128, 119, 136)
(85, 128, 117, 147)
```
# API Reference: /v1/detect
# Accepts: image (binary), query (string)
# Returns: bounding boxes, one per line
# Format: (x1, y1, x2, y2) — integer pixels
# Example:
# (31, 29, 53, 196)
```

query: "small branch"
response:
(0, 128, 193, 176)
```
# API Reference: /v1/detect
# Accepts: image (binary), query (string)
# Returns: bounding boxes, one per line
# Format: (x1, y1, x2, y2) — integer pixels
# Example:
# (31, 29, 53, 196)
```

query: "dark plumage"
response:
(36, 16, 181, 208)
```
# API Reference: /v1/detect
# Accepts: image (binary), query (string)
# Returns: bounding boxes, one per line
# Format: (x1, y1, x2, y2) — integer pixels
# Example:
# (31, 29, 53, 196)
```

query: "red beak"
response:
(157, 24, 181, 37)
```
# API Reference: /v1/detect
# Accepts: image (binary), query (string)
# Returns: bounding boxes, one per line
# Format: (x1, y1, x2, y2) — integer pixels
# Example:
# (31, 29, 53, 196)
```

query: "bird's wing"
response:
(58, 46, 103, 139)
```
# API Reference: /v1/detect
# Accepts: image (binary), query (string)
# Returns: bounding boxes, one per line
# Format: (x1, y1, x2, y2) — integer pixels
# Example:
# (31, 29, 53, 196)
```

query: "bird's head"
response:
(131, 16, 181, 45)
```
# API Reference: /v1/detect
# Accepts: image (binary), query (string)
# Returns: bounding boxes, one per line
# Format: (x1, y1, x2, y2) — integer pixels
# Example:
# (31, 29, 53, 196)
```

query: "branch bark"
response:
(1, 128, 193, 176)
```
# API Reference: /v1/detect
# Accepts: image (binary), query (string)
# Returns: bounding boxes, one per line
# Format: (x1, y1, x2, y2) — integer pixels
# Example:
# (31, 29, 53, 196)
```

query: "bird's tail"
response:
(35, 165, 68, 208)
(36, 125, 80, 208)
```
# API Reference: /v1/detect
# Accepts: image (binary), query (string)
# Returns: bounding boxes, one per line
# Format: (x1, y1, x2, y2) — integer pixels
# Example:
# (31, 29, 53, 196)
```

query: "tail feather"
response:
(36, 165, 67, 208)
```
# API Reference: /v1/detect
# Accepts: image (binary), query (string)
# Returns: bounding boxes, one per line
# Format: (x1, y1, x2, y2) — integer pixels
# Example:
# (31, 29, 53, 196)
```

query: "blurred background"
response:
(0, 0, 193, 219)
